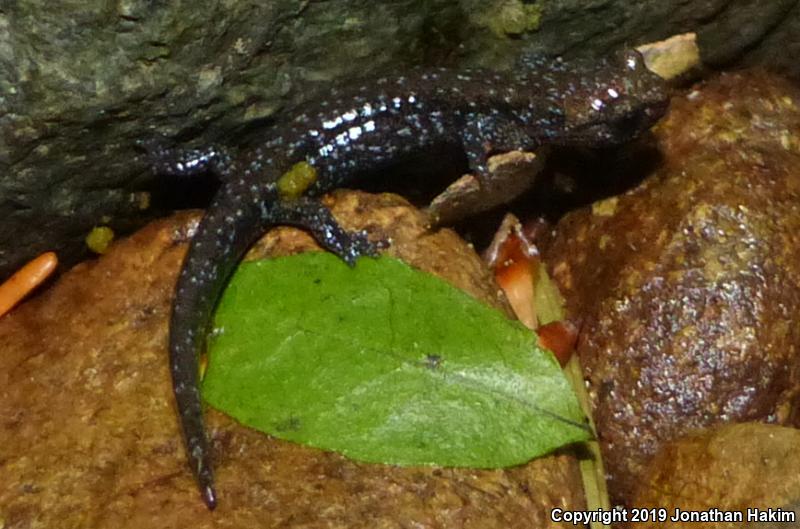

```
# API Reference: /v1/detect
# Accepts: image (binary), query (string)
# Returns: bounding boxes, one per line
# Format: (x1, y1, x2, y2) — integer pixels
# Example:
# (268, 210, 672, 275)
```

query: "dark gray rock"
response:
(1, 0, 798, 278)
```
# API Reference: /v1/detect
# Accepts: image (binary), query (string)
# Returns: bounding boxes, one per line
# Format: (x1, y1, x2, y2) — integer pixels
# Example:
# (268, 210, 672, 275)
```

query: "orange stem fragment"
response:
(536, 320, 578, 367)
(0, 251, 58, 318)
(490, 219, 540, 330)
(488, 213, 578, 365)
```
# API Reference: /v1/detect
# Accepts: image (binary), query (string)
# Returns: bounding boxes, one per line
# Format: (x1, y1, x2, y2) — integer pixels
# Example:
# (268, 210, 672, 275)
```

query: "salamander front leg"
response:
(268, 198, 384, 265)
(428, 115, 542, 224)
(460, 113, 535, 181)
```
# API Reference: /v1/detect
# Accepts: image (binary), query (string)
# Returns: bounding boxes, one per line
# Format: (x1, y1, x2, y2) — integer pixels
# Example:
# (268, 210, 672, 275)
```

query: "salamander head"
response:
(523, 50, 670, 147)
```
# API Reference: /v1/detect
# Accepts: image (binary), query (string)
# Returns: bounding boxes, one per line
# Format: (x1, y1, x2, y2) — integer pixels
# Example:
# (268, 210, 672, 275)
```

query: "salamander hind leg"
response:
(269, 198, 384, 265)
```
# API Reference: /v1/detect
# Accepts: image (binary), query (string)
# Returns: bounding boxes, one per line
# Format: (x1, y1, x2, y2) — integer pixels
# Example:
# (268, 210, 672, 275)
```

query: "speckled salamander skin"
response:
(152, 49, 668, 509)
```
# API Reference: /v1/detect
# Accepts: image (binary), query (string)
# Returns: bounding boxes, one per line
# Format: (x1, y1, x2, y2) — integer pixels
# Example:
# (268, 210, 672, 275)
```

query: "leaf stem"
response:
(565, 355, 611, 525)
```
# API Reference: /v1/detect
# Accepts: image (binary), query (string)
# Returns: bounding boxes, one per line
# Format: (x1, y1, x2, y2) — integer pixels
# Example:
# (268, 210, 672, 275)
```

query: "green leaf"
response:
(203, 253, 589, 467)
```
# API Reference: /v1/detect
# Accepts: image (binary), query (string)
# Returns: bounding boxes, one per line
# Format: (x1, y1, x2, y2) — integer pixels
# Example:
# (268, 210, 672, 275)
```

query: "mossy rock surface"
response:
(2, 0, 799, 277)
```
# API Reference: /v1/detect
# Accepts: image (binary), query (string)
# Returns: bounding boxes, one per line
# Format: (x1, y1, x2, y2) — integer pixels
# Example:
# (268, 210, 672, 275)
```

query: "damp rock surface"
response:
(631, 423, 800, 529)
(546, 71, 800, 505)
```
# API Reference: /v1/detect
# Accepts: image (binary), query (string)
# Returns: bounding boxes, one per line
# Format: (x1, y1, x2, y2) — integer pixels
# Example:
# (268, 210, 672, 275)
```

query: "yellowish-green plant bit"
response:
(85, 226, 115, 254)
(277, 161, 318, 199)
(203, 253, 590, 467)
(567, 355, 611, 526)
(534, 262, 566, 325)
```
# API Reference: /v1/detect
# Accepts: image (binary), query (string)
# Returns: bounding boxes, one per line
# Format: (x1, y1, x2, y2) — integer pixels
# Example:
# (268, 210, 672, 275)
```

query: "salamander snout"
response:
(555, 50, 670, 147)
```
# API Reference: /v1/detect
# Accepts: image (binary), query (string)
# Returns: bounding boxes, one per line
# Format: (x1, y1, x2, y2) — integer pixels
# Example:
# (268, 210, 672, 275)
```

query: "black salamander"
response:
(150, 49, 669, 509)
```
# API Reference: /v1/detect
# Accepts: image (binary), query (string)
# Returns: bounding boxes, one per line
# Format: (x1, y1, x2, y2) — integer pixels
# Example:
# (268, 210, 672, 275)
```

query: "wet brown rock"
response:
(0, 190, 583, 528)
(546, 71, 800, 505)
(632, 423, 800, 529)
